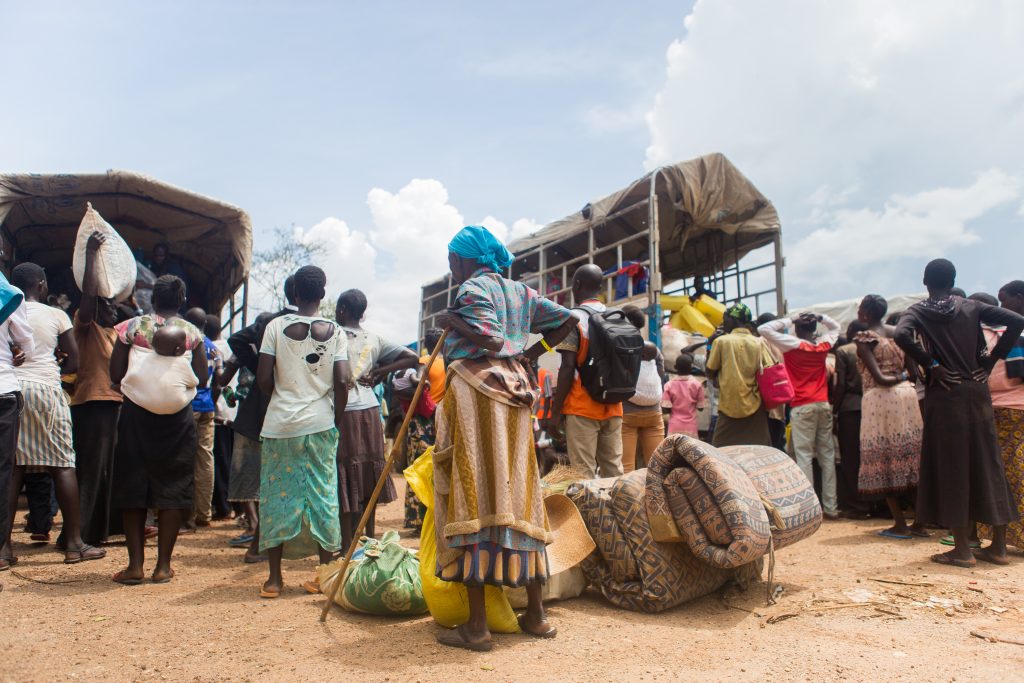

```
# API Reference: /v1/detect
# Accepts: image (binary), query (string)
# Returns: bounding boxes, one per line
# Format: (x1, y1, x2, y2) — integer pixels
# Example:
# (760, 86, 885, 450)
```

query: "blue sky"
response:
(4, 1, 1023, 342)
(2, 1, 682, 239)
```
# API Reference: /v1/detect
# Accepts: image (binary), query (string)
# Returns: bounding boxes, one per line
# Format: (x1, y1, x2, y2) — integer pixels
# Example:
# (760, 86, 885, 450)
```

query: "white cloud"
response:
(644, 1, 1024, 304)
(788, 169, 1021, 286)
(283, 179, 541, 343)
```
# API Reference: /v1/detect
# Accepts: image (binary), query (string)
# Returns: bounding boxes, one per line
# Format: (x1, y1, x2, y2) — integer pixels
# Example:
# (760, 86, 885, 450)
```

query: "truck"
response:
(0, 170, 252, 331)
(420, 153, 784, 349)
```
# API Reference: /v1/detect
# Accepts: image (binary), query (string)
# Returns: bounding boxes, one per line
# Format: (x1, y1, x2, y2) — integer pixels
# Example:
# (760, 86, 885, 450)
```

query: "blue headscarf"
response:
(0, 271, 24, 326)
(448, 225, 513, 274)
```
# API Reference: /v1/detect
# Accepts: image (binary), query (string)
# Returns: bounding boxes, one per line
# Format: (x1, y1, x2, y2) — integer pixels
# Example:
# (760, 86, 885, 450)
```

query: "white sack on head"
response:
(72, 202, 138, 301)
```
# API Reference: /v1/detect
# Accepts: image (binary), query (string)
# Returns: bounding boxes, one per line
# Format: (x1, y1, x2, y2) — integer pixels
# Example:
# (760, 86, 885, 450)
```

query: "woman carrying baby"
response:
(108, 275, 209, 585)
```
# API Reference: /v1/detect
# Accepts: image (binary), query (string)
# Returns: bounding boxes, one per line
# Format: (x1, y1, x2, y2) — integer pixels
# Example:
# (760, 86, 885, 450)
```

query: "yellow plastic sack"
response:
(669, 301, 715, 337)
(404, 448, 520, 633)
(693, 294, 725, 327)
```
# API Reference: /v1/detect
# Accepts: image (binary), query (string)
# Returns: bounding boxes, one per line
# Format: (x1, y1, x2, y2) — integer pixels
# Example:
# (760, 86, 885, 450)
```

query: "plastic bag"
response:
(318, 531, 427, 616)
(71, 203, 137, 301)
(404, 448, 520, 633)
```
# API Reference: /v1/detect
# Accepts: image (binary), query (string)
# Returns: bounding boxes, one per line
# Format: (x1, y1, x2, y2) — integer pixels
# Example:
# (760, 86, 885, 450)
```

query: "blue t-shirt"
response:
(192, 337, 218, 413)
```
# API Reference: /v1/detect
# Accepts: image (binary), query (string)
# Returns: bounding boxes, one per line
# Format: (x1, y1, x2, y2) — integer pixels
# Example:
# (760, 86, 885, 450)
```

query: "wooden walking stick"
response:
(320, 328, 449, 622)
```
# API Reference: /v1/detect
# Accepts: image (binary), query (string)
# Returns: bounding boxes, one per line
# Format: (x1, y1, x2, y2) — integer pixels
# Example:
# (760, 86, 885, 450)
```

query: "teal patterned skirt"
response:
(259, 428, 341, 559)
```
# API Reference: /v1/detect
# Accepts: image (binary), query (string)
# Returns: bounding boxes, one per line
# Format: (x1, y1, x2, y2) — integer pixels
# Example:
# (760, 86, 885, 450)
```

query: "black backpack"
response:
(574, 305, 644, 404)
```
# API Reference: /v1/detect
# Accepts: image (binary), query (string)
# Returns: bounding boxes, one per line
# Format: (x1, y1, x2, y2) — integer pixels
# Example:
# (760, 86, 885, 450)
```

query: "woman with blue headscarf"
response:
(430, 225, 576, 651)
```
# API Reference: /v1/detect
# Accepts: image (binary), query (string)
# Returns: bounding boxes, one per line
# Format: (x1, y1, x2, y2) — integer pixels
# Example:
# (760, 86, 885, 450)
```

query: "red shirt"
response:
(758, 315, 840, 408)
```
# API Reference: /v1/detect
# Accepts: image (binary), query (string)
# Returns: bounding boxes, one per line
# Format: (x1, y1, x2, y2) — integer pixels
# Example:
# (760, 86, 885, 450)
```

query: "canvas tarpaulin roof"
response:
(0, 170, 252, 312)
(507, 153, 780, 281)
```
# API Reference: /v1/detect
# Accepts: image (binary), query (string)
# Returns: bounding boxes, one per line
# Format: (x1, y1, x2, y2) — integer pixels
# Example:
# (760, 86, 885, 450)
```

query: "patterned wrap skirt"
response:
(16, 381, 75, 469)
(979, 407, 1024, 548)
(433, 371, 550, 588)
(858, 382, 923, 496)
(259, 428, 341, 559)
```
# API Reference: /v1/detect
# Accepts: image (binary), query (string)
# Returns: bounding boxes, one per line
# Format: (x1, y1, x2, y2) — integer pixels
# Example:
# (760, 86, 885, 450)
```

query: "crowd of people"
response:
(1, 223, 1022, 652)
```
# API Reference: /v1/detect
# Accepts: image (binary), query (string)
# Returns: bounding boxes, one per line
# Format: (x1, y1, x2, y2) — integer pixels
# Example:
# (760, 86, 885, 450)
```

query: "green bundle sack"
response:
(319, 531, 428, 616)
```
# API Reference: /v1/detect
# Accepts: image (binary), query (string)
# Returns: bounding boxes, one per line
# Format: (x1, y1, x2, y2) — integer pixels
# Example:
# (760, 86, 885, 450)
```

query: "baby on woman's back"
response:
(151, 325, 188, 357)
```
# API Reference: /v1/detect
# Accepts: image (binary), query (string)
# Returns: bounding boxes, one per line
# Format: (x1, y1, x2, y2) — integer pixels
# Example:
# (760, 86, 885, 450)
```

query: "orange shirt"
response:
(561, 320, 623, 421)
(70, 314, 122, 405)
(421, 355, 446, 405)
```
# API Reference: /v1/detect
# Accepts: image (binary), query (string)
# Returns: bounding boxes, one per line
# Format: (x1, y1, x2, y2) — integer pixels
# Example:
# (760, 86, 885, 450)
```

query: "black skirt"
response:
(111, 399, 196, 510)
(336, 406, 396, 513)
(917, 381, 1019, 527)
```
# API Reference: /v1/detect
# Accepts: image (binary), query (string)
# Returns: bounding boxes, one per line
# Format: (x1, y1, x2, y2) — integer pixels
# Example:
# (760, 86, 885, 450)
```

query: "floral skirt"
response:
(980, 407, 1024, 548)
(259, 428, 341, 559)
(858, 383, 923, 496)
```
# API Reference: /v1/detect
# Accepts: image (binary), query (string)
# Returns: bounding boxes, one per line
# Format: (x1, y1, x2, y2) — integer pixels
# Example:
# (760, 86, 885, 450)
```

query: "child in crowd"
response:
(662, 353, 706, 439)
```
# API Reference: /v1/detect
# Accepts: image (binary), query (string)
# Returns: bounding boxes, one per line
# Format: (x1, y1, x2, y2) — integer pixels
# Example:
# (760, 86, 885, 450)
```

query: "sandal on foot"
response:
(30, 532, 51, 543)
(878, 529, 912, 540)
(230, 534, 256, 547)
(112, 569, 144, 585)
(930, 552, 976, 569)
(910, 528, 931, 538)
(151, 569, 176, 584)
(302, 579, 321, 595)
(517, 614, 557, 639)
(259, 584, 282, 599)
(64, 544, 106, 564)
(436, 625, 493, 652)
(938, 534, 981, 548)
(973, 548, 1010, 566)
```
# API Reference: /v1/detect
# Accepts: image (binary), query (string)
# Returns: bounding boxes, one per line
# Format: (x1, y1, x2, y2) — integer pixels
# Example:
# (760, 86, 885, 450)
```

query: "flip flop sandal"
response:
(302, 580, 321, 595)
(938, 535, 981, 548)
(436, 625, 493, 652)
(64, 545, 107, 564)
(877, 529, 912, 540)
(151, 569, 176, 584)
(0, 555, 19, 570)
(230, 534, 256, 547)
(973, 549, 1011, 566)
(517, 615, 558, 639)
(930, 552, 976, 569)
(30, 532, 50, 543)
(112, 570, 144, 586)
(259, 585, 282, 599)
(910, 528, 932, 538)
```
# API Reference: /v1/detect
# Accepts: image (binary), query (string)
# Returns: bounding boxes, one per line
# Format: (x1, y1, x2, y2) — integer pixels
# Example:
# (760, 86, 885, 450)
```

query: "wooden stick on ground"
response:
(319, 329, 449, 622)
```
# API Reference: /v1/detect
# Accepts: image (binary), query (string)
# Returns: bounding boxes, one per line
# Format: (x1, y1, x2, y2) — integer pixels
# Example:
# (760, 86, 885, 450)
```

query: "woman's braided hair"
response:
(152, 275, 186, 311)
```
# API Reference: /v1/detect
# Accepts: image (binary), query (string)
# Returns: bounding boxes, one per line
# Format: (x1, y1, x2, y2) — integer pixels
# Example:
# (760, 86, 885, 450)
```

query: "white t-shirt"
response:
(341, 326, 407, 412)
(260, 314, 348, 439)
(212, 338, 237, 421)
(16, 301, 73, 388)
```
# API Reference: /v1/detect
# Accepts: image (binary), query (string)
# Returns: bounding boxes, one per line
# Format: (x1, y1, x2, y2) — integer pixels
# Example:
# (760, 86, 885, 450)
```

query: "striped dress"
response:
(16, 302, 76, 469)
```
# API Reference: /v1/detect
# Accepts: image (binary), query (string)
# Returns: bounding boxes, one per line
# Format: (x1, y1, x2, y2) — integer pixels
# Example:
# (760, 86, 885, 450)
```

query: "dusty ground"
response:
(3, 475, 1024, 683)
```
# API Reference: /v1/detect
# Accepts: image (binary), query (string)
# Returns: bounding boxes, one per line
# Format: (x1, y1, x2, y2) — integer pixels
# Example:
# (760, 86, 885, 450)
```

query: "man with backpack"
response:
(547, 264, 644, 479)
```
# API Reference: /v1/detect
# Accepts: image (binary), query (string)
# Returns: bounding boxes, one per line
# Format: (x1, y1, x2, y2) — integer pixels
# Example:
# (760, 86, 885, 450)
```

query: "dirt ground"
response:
(3, 475, 1024, 683)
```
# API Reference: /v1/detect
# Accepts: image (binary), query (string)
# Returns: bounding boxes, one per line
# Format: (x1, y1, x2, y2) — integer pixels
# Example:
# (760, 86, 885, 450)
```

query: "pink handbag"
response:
(757, 347, 794, 410)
